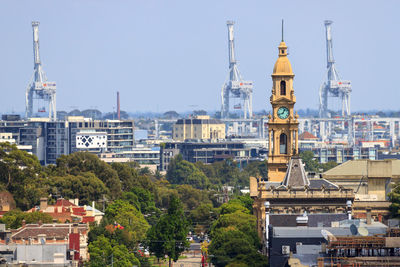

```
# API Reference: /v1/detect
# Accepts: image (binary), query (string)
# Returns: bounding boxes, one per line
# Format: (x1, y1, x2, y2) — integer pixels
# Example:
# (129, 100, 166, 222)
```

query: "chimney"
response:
(366, 208, 372, 225)
(74, 198, 79, 206)
(73, 223, 79, 234)
(117, 91, 121, 120)
(22, 220, 26, 228)
(40, 197, 47, 211)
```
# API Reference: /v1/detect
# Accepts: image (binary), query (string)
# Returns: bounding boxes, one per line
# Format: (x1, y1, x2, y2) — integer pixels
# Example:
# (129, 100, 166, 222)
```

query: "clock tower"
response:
(267, 37, 299, 182)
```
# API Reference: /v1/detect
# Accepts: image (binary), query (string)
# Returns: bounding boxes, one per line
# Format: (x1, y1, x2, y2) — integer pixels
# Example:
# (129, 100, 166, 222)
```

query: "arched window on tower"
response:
(280, 81, 286, 95)
(280, 133, 287, 154)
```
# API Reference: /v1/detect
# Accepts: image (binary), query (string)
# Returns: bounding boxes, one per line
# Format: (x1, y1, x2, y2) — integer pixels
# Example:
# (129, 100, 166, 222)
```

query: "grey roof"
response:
(308, 178, 338, 189)
(283, 157, 309, 187)
(273, 225, 387, 238)
(296, 245, 321, 255)
(264, 182, 281, 189)
(175, 118, 223, 125)
(270, 213, 347, 227)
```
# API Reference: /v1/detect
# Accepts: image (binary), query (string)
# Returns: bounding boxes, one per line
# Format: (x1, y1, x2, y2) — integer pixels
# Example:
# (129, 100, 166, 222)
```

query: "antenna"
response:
(117, 91, 121, 120)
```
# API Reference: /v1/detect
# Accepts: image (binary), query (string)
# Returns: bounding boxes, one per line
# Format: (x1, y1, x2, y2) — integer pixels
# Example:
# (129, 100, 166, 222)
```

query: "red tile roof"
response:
(12, 224, 88, 240)
(299, 131, 318, 140)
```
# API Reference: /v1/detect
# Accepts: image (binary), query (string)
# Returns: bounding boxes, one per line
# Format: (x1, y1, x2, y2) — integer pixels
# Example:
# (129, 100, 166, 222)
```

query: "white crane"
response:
(26, 21, 57, 120)
(319, 20, 351, 118)
(221, 21, 253, 119)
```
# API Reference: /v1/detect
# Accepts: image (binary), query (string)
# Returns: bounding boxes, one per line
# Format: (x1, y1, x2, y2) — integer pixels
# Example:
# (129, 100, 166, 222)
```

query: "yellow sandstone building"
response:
(251, 34, 354, 241)
(267, 39, 299, 182)
(172, 115, 225, 141)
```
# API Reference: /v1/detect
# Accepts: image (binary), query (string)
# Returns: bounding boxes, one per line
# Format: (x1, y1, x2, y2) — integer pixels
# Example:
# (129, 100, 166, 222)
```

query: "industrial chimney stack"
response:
(117, 91, 120, 120)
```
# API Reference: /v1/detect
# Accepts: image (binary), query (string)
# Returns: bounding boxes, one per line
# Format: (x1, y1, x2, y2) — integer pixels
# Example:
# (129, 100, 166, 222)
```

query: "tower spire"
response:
(281, 19, 284, 42)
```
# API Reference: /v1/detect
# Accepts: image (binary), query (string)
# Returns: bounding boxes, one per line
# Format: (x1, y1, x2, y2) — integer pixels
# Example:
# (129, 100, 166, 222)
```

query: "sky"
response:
(0, 0, 399, 114)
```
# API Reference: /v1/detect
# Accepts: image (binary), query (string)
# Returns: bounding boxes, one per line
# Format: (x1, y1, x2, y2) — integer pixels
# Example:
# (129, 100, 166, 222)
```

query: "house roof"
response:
(299, 131, 318, 140)
(12, 224, 88, 240)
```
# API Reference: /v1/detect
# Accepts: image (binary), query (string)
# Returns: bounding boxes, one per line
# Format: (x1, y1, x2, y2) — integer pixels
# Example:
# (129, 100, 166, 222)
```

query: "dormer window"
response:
(280, 81, 286, 95)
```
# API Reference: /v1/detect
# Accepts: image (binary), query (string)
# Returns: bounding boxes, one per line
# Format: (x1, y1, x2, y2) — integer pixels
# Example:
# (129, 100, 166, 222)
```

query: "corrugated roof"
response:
(273, 225, 387, 238)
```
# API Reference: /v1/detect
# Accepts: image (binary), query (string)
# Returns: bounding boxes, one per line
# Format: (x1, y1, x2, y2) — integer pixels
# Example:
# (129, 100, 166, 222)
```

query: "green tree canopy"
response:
(189, 203, 216, 234)
(105, 199, 150, 242)
(88, 235, 140, 267)
(0, 143, 44, 209)
(176, 184, 212, 210)
(209, 228, 266, 267)
(209, 197, 266, 267)
(1, 210, 53, 229)
(167, 155, 210, 189)
(147, 195, 190, 267)
(111, 162, 154, 192)
(219, 200, 250, 215)
(389, 183, 400, 217)
(47, 172, 109, 205)
(300, 150, 338, 173)
(55, 152, 121, 198)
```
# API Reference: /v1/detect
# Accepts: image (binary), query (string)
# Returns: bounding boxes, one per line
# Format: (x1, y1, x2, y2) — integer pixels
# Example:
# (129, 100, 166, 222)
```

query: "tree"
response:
(193, 110, 207, 116)
(244, 160, 268, 179)
(0, 143, 44, 209)
(176, 184, 212, 210)
(189, 203, 216, 234)
(163, 111, 180, 119)
(299, 150, 320, 172)
(209, 198, 267, 267)
(209, 228, 266, 267)
(1, 210, 53, 229)
(237, 194, 254, 212)
(389, 183, 400, 217)
(166, 155, 210, 189)
(321, 161, 338, 172)
(111, 162, 153, 192)
(56, 152, 121, 198)
(105, 199, 150, 242)
(47, 172, 109, 205)
(219, 200, 250, 215)
(88, 235, 140, 267)
(147, 196, 190, 267)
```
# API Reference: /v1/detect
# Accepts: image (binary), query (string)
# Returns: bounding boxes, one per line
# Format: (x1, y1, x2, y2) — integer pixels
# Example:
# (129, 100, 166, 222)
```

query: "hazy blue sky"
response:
(1, 0, 399, 114)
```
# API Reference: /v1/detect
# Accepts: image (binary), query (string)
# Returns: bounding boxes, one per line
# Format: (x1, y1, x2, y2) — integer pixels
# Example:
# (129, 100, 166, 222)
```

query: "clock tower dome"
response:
(267, 36, 299, 182)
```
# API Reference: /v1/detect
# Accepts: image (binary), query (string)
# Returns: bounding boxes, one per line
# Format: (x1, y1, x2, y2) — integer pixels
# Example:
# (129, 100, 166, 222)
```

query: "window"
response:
(280, 81, 286, 95)
(280, 133, 287, 154)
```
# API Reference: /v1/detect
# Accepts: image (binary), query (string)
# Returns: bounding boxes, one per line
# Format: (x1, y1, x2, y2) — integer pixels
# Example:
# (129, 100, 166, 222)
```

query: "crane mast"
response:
(319, 20, 351, 118)
(26, 21, 57, 121)
(221, 21, 253, 119)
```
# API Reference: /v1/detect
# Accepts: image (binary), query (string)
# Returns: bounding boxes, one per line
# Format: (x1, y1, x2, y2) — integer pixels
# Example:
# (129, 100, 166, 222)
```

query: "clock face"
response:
(277, 107, 289, 119)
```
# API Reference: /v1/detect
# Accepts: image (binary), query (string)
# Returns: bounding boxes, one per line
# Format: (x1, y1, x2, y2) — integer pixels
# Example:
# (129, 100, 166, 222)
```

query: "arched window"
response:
(280, 81, 286, 95)
(280, 133, 287, 154)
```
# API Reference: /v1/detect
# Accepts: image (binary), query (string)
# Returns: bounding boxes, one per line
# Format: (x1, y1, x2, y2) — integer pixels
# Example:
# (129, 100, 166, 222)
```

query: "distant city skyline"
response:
(0, 0, 399, 114)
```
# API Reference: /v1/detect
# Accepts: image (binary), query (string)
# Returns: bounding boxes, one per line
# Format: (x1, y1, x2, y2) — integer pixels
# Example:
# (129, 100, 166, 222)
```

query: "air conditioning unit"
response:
(282, 245, 290, 255)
